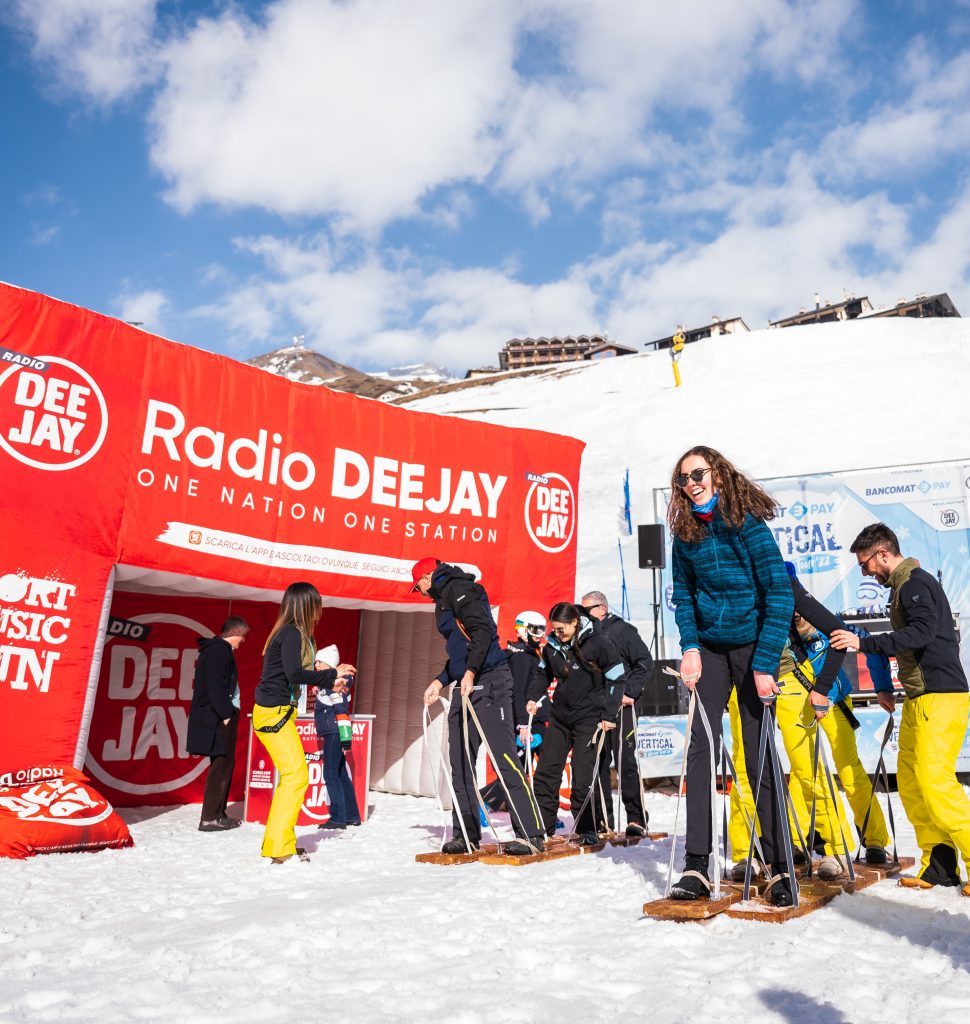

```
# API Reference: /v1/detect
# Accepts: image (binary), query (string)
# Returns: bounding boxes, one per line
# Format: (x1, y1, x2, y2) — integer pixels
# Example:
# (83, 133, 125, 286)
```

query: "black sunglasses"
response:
(675, 467, 712, 488)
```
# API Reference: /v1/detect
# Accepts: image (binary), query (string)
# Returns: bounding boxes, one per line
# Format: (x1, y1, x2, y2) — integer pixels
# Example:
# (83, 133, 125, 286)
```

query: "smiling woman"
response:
(666, 444, 796, 907)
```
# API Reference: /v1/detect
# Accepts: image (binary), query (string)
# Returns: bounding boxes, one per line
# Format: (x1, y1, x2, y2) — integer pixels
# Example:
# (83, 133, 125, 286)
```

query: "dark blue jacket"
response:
(314, 679, 353, 736)
(429, 564, 505, 682)
(671, 510, 793, 674)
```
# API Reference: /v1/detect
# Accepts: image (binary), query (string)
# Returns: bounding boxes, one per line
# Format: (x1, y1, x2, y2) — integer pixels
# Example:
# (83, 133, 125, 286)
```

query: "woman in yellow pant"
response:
(253, 582, 356, 863)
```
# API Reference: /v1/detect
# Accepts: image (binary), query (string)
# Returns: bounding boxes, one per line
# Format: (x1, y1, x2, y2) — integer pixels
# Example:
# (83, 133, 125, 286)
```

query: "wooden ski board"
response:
(788, 855, 915, 892)
(608, 831, 669, 848)
(545, 835, 606, 855)
(722, 879, 842, 922)
(477, 844, 581, 866)
(642, 884, 749, 921)
(843, 855, 915, 892)
(414, 843, 499, 865)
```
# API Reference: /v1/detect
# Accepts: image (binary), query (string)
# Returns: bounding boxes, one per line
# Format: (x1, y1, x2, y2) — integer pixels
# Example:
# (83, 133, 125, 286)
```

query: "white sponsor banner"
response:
(157, 522, 481, 583)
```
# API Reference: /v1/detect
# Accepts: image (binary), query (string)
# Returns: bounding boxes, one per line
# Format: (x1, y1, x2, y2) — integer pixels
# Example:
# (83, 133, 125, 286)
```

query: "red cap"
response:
(410, 557, 439, 591)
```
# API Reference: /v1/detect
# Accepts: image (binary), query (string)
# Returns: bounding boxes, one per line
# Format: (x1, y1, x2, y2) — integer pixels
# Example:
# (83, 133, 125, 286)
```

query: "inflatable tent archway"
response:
(0, 283, 584, 804)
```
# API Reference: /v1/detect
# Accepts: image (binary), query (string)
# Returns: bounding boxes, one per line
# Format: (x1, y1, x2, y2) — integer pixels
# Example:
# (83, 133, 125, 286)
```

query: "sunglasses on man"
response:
(675, 468, 712, 488)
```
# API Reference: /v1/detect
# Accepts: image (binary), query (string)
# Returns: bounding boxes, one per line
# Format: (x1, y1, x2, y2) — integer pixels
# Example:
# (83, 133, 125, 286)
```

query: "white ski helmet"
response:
(514, 610, 547, 641)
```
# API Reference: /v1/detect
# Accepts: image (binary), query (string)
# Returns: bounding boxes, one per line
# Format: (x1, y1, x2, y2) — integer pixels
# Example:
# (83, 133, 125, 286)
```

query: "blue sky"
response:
(3, 0, 970, 373)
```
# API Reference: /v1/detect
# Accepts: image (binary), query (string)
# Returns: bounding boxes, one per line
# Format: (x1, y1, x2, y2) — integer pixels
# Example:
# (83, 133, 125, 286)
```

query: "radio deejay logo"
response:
(84, 613, 211, 797)
(524, 472, 576, 553)
(0, 355, 108, 471)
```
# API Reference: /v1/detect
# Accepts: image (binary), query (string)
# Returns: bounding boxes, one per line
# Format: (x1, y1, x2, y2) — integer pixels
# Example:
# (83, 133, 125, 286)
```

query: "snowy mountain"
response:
(247, 343, 359, 385)
(373, 362, 457, 384)
(404, 317, 970, 630)
(248, 346, 456, 400)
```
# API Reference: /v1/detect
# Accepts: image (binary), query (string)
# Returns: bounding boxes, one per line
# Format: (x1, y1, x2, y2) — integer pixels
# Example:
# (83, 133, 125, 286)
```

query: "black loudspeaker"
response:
(638, 660, 688, 716)
(638, 523, 666, 569)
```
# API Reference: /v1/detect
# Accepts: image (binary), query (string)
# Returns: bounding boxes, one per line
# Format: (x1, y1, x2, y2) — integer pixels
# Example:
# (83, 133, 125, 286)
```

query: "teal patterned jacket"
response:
(671, 511, 793, 675)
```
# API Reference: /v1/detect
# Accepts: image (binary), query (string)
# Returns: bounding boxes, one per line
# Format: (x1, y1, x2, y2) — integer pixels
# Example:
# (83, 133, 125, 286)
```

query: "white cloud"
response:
(150, 0, 520, 230)
(8, 0, 159, 104)
(29, 224, 60, 247)
(815, 44, 970, 182)
(114, 286, 170, 334)
(191, 160, 970, 372)
(143, 0, 862, 228)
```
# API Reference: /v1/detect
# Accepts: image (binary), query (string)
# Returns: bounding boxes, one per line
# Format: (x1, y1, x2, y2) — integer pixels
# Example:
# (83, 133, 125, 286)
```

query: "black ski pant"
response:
(611, 704, 646, 828)
(447, 663, 544, 844)
(480, 722, 546, 811)
(685, 642, 783, 865)
(532, 713, 612, 836)
(200, 711, 238, 821)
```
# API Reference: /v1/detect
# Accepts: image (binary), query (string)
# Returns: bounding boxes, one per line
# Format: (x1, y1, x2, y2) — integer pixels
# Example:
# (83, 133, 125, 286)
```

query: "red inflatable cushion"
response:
(0, 765, 133, 859)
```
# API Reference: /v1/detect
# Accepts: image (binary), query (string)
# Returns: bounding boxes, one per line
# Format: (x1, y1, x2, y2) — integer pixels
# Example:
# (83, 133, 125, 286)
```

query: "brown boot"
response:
(898, 876, 934, 890)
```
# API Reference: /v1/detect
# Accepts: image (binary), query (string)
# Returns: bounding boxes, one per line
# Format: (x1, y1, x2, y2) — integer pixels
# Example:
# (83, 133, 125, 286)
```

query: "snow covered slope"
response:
(408, 318, 970, 621)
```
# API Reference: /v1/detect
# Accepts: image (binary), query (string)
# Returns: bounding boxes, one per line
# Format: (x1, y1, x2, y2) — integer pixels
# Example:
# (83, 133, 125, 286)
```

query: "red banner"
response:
(83, 592, 359, 807)
(0, 281, 583, 777)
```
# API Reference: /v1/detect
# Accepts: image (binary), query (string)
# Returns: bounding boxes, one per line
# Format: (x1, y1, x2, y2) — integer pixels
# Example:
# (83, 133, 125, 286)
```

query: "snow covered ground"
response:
(3, 788, 969, 1024)
(5, 318, 970, 1023)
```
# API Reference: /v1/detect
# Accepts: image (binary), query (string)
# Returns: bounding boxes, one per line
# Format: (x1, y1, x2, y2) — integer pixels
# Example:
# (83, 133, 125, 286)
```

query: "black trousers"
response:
(611, 704, 646, 827)
(685, 643, 783, 864)
(447, 663, 544, 843)
(201, 711, 239, 821)
(532, 713, 612, 835)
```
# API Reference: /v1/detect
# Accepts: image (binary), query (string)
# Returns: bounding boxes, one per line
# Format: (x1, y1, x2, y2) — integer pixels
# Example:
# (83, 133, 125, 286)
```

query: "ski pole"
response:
(816, 725, 856, 883)
(421, 692, 472, 852)
(693, 696, 722, 898)
(664, 687, 696, 898)
(464, 693, 543, 854)
(763, 700, 800, 908)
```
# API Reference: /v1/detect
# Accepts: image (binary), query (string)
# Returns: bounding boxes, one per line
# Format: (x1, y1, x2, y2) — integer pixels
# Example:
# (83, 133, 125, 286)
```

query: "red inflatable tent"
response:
(0, 282, 584, 807)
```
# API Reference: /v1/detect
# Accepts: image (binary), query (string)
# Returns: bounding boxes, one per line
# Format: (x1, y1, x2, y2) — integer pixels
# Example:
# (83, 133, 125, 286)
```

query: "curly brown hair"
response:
(667, 445, 779, 543)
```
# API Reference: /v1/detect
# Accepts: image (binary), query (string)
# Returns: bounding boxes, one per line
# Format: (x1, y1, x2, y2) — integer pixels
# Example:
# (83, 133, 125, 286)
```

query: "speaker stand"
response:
(650, 567, 661, 661)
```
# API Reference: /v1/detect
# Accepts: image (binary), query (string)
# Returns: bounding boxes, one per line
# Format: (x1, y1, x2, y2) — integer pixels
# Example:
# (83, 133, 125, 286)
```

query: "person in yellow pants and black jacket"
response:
(729, 565, 892, 880)
(831, 522, 970, 897)
(254, 582, 356, 864)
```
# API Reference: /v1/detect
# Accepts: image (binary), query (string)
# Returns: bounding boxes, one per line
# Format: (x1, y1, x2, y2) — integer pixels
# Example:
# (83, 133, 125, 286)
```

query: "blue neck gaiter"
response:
(691, 492, 719, 515)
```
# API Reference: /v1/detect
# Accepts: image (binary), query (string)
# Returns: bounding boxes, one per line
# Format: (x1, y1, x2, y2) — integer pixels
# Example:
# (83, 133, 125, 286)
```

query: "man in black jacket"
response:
(187, 615, 249, 832)
(581, 591, 653, 835)
(831, 523, 970, 893)
(414, 558, 545, 855)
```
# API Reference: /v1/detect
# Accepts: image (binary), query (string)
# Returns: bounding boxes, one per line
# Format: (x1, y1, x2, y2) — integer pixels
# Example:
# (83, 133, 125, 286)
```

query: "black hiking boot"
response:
(768, 865, 795, 907)
(917, 843, 961, 886)
(670, 853, 712, 900)
(441, 836, 479, 855)
(502, 836, 544, 856)
(625, 822, 647, 838)
(864, 846, 889, 866)
(577, 831, 601, 847)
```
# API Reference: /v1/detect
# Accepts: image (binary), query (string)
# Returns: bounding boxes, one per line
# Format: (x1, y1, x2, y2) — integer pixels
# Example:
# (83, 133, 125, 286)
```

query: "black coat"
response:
(506, 639, 547, 727)
(428, 563, 505, 679)
(598, 613, 654, 700)
(527, 615, 626, 724)
(186, 637, 238, 757)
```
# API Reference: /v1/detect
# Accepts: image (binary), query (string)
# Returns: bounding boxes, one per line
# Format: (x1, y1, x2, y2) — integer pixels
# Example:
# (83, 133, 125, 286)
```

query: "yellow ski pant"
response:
(898, 692, 970, 876)
(253, 704, 309, 859)
(728, 676, 889, 858)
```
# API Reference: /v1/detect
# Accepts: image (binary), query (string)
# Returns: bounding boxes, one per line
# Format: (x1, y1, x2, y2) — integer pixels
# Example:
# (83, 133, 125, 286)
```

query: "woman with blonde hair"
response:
(667, 445, 795, 906)
(253, 582, 356, 863)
